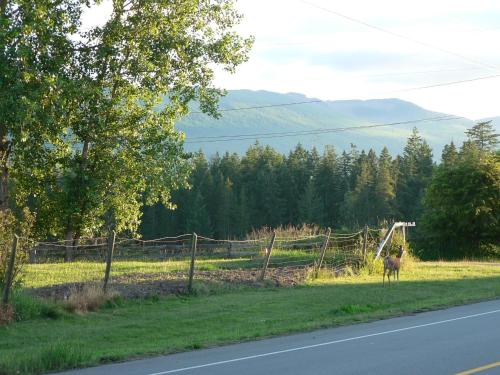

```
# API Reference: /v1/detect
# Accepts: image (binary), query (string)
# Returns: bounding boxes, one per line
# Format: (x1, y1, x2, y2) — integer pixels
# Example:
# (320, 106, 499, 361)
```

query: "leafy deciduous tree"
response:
(24, 0, 252, 241)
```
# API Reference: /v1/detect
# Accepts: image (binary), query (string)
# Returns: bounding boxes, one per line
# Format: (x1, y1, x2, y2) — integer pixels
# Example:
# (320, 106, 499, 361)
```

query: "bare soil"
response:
(29, 267, 311, 299)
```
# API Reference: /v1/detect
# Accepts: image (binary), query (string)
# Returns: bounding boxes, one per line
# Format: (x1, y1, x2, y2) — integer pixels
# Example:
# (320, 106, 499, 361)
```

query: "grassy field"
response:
(1, 261, 500, 374)
(22, 248, 320, 288)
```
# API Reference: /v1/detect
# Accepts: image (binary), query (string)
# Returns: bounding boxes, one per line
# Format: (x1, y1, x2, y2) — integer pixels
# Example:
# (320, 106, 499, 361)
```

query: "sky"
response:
(84, 0, 500, 120)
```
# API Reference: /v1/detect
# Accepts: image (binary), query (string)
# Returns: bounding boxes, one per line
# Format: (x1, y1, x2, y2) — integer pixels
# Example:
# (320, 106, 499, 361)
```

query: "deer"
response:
(383, 245, 405, 286)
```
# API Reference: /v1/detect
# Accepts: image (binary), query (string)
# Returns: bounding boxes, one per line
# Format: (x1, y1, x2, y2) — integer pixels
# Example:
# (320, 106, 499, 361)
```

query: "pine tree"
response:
(298, 177, 321, 224)
(280, 144, 312, 225)
(241, 143, 284, 228)
(185, 190, 212, 235)
(213, 176, 235, 238)
(441, 142, 458, 166)
(313, 146, 343, 227)
(232, 188, 250, 237)
(465, 121, 498, 152)
(345, 150, 377, 225)
(396, 128, 434, 220)
(374, 147, 395, 220)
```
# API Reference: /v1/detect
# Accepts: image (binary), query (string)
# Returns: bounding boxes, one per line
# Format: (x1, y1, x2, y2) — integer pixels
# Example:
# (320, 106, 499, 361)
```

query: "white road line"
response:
(146, 308, 500, 375)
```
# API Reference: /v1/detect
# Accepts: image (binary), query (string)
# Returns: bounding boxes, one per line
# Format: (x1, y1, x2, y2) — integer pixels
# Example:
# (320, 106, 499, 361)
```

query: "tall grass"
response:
(247, 224, 323, 240)
(63, 284, 121, 314)
(0, 343, 92, 375)
(10, 291, 63, 322)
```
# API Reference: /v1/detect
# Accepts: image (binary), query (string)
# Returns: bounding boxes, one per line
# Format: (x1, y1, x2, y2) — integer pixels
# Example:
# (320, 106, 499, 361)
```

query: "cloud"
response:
(82, 0, 500, 118)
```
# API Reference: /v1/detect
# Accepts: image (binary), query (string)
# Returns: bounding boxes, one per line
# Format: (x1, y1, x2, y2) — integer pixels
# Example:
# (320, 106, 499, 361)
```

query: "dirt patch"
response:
(29, 267, 311, 300)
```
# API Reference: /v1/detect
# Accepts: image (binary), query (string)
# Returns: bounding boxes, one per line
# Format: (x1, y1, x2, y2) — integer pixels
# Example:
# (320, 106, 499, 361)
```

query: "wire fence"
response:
(2, 226, 393, 303)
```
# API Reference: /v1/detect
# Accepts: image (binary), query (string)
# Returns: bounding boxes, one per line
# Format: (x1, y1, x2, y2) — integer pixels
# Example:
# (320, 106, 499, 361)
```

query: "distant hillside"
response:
(176, 90, 495, 156)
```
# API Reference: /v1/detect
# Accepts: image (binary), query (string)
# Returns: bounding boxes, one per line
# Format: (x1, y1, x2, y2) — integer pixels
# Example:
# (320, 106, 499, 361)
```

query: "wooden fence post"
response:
(65, 231, 73, 262)
(2, 235, 18, 305)
(315, 228, 331, 276)
(187, 233, 198, 293)
(259, 231, 276, 281)
(103, 231, 116, 294)
(362, 225, 368, 262)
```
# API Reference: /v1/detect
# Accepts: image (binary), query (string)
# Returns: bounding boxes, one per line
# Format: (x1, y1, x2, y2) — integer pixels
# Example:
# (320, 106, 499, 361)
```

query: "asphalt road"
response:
(57, 299, 500, 375)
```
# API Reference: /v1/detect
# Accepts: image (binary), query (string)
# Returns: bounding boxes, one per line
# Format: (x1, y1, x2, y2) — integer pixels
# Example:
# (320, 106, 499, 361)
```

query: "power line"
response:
(184, 3, 499, 118)
(187, 115, 458, 140)
(189, 100, 322, 114)
(184, 115, 463, 144)
(298, 0, 500, 73)
(187, 72, 500, 116)
(361, 66, 485, 78)
(388, 73, 500, 93)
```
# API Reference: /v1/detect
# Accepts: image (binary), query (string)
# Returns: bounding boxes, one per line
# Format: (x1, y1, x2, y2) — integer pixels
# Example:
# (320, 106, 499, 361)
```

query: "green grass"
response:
(2, 261, 500, 374)
(23, 249, 322, 288)
(23, 257, 256, 288)
(9, 291, 63, 322)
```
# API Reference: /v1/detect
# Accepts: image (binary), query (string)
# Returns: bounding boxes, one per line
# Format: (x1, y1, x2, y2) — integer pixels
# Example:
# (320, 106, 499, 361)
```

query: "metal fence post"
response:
(2, 235, 18, 305)
(187, 233, 198, 293)
(375, 222, 397, 259)
(103, 231, 116, 294)
(259, 231, 276, 281)
(315, 228, 331, 276)
(387, 226, 395, 256)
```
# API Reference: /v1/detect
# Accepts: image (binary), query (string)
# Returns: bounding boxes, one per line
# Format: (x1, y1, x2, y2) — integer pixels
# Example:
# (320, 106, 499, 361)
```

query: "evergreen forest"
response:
(141, 122, 499, 259)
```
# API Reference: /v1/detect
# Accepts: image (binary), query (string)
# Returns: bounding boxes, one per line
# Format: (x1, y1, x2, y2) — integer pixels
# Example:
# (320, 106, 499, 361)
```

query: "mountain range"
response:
(176, 90, 499, 157)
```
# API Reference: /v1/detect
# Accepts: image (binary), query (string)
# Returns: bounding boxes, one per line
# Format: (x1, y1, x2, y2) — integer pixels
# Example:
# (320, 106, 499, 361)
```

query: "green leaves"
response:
(2, 1, 252, 240)
(420, 126, 500, 259)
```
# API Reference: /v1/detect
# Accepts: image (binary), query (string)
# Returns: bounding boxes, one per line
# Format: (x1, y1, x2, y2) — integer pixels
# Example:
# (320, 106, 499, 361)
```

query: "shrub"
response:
(63, 284, 119, 314)
(247, 224, 323, 241)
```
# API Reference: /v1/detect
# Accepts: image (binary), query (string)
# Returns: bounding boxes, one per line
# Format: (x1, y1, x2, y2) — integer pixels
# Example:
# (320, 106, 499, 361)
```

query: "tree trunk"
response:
(1, 2, 10, 211)
(81, 141, 89, 165)
(0, 0, 7, 18)
(64, 229, 74, 262)
(0, 164, 8, 210)
(0, 128, 10, 211)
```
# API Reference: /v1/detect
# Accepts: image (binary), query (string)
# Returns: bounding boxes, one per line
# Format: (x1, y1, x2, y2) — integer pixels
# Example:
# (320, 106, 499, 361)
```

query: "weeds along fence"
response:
(1, 226, 390, 304)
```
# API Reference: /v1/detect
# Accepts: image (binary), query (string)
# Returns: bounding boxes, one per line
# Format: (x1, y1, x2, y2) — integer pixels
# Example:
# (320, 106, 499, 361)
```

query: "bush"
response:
(247, 224, 323, 241)
(359, 253, 384, 276)
(63, 284, 120, 314)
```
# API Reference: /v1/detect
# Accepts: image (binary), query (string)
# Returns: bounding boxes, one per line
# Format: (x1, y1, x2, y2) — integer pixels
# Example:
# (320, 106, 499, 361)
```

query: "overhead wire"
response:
(298, 0, 500, 73)
(185, 76, 500, 119)
(184, 115, 462, 144)
(189, 100, 323, 114)
(388, 74, 500, 93)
